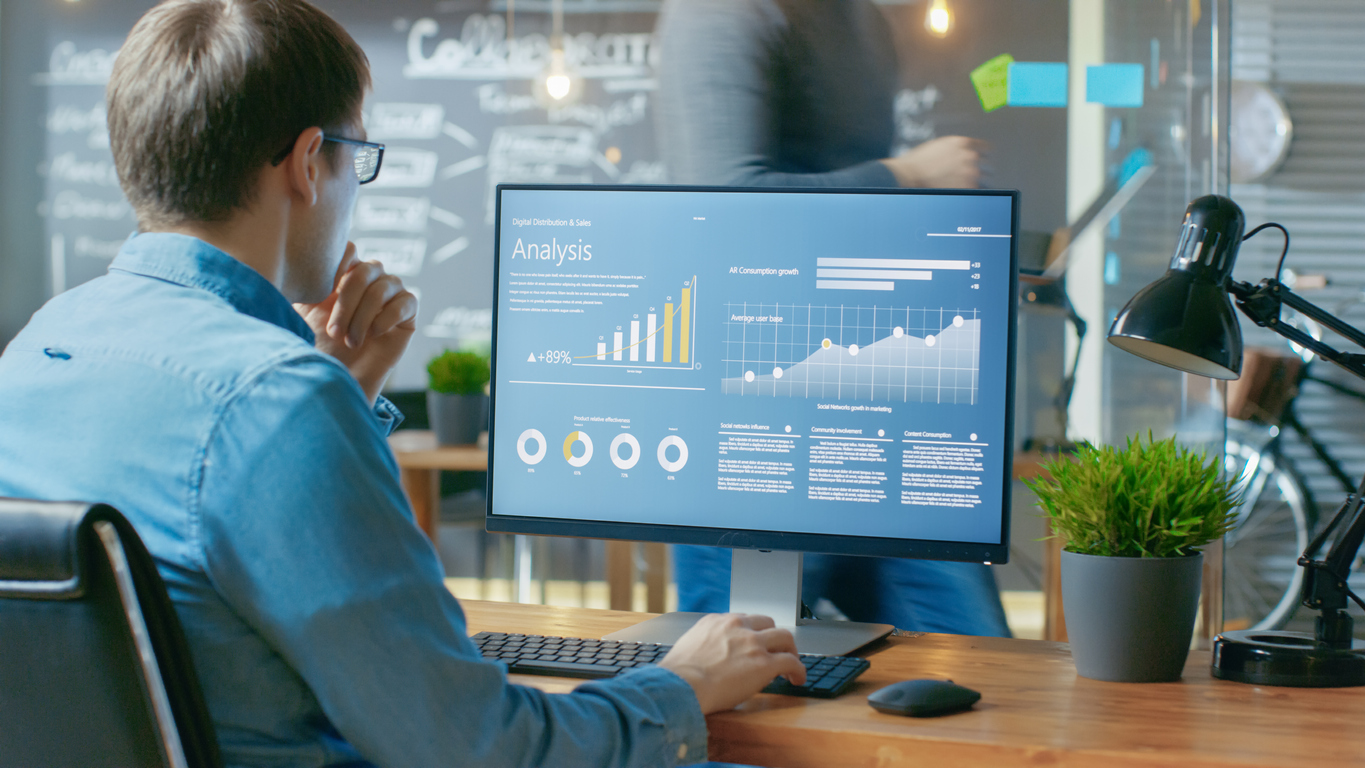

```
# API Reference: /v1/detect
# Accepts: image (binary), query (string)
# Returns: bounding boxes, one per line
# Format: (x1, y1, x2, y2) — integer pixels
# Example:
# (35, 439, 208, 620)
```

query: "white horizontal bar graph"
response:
(816, 268, 932, 281)
(816, 258, 971, 270)
(815, 280, 895, 291)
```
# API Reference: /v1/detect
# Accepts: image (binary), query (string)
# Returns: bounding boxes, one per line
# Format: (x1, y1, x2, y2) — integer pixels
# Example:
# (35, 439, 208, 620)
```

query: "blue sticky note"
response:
(1118, 147, 1153, 186)
(1104, 252, 1121, 285)
(1087, 64, 1145, 107)
(1007, 62, 1068, 107)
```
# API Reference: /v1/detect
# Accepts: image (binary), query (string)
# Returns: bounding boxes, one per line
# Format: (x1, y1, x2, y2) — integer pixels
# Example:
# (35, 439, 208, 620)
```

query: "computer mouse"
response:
(867, 679, 981, 717)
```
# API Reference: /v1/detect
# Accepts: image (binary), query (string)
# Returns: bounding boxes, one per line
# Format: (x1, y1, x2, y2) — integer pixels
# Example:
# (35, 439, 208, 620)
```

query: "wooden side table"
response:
(387, 430, 663, 612)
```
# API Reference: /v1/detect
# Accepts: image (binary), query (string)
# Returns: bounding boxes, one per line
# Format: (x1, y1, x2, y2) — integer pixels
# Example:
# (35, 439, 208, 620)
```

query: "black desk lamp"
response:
(1108, 195, 1365, 687)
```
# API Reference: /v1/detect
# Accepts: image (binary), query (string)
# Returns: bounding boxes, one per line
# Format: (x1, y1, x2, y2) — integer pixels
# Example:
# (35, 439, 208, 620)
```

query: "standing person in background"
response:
(655, 0, 1012, 638)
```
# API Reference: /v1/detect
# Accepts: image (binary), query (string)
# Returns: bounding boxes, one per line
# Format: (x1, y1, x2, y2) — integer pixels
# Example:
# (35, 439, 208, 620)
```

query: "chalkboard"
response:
(2, 0, 1067, 389)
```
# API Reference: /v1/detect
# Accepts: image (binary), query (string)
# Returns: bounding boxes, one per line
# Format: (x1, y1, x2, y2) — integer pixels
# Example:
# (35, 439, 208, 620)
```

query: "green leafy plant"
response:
(1026, 433, 1241, 558)
(427, 349, 490, 395)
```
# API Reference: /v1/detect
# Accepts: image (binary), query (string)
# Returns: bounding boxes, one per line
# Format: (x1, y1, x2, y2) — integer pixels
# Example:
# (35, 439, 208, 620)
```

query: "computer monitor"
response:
(487, 185, 1018, 654)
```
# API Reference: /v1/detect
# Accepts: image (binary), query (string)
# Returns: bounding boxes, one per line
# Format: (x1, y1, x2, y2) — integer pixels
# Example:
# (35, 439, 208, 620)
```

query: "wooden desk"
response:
(461, 599, 1365, 768)
(390, 430, 665, 611)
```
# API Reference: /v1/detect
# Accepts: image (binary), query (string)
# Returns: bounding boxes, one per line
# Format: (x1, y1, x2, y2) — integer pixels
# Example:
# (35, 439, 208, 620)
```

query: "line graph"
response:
(720, 304, 980, 403)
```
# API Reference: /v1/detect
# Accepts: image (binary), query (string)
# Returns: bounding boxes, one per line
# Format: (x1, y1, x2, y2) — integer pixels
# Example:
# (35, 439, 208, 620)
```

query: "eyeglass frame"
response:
(270, 134, 385, 185)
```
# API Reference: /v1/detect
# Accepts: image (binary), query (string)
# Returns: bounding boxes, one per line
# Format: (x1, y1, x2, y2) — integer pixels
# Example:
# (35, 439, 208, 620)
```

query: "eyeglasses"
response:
(270, 134, 385, 185)
(325, 136, 384, 184)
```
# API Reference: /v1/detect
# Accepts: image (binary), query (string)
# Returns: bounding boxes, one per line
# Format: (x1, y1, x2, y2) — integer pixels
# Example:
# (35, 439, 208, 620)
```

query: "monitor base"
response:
(602, 612, 892, 657)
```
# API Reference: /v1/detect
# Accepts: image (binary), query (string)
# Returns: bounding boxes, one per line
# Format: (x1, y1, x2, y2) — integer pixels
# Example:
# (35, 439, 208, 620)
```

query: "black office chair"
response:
(0, 499, 223, 768)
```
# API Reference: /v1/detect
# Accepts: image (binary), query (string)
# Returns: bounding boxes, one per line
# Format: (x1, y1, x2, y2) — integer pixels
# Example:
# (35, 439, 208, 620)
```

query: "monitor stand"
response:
(602, 549, 893, 656)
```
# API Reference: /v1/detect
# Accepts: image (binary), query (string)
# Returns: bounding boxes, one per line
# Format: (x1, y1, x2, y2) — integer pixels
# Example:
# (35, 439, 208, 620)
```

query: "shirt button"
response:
(676, 743, 688, 760)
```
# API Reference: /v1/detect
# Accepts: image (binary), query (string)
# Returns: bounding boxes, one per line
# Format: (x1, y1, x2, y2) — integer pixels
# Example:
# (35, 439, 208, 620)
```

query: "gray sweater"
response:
(656, 0, 900, 187)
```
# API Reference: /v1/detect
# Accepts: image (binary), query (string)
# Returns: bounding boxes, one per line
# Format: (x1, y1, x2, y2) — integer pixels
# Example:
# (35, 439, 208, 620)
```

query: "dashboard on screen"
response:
(487, 186, 1017, 563)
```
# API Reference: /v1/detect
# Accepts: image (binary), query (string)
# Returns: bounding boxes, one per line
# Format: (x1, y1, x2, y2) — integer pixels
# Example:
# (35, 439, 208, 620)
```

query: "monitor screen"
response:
(487, 185, 1017, 564)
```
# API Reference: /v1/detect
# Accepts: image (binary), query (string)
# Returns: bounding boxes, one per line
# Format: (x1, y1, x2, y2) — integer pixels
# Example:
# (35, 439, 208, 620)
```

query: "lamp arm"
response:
(1229, 279, 1365, 381)
(1299, 482, 1365, 647)
(1226, 277, 1365, 645)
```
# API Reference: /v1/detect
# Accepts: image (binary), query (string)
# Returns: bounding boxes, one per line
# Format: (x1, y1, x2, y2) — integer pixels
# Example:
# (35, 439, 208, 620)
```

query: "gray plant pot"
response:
(427, 391, 487, 446)
(1061, 550, 1203, 683)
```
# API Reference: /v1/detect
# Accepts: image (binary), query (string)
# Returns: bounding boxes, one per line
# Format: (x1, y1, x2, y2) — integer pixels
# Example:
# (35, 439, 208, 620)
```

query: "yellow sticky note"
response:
(971, 54, 1015, 113)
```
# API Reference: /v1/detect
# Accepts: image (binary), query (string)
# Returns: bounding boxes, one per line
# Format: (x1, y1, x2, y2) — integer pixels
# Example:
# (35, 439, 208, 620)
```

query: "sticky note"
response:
(1118, 147, 1153, 186)
(1006, 63, 1068, 107)
(1104, 252, 1121, 285)
(1087, 64, 1145, 107)
(970, 54, 1014, 112)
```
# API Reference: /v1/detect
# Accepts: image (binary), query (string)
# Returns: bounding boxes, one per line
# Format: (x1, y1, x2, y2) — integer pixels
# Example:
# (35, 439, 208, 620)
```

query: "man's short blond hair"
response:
(107, 0, 371, 229)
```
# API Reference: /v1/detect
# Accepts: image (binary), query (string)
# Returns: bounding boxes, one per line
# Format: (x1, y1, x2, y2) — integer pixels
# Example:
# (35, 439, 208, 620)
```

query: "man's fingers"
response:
(755, 626, 798, 655)
(346, 275, 404, 347)
(369, 290, 420, 338)
(748, 625, 803, 683)
(737, 613, 776, 632)
(773, 652, 807, 686)
(332, 242, 360, 292)
(328, 260, 384, 339)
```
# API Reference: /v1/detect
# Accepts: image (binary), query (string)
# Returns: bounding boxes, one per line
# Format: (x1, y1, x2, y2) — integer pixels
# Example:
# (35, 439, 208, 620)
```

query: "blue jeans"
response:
(673, 546, 1011, 637)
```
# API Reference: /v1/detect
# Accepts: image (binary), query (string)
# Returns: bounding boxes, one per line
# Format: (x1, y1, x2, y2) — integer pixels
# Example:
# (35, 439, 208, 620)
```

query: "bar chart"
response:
(814, 256, 979, 292)
(720, 304, 981, 403)
(578, 275, 697, 369)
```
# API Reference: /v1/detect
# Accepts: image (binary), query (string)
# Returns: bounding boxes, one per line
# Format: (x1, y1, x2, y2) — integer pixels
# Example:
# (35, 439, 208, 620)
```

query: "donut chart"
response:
(562, 431, 594, 467)
(516, 429, 547, 465)
(610, 433, 641, 470)
(657, 435, 689, 472)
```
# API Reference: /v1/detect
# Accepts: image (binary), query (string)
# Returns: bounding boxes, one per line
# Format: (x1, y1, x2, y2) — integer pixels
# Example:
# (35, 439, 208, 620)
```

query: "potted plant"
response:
(1027, 434, 1240, 682)
(426, 349, 490, 446)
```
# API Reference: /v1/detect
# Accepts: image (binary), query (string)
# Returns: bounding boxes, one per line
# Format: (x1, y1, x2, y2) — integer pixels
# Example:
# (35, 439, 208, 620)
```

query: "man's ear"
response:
(285, 127, 326, 206)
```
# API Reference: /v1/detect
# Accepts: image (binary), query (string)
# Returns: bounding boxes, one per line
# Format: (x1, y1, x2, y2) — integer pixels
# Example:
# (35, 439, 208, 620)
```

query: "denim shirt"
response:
(0, 233, 707, 768)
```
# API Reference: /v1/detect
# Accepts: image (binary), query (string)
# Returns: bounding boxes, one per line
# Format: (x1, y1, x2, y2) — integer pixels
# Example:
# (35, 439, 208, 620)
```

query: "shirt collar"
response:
(109, 232, 316, 345)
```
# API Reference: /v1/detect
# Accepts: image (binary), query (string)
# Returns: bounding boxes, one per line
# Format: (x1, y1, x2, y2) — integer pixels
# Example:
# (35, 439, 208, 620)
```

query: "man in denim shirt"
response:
(0, 2, 804, 766)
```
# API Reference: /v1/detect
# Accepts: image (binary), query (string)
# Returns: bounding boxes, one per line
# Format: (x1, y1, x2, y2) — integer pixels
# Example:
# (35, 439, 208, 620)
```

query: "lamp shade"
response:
(1107, 195, 1246, 380)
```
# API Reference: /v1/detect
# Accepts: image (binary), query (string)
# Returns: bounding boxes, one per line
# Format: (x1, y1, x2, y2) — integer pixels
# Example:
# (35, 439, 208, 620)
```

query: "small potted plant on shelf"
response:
(1027, 433, 1240, 682)
(426, 349, 490, 446)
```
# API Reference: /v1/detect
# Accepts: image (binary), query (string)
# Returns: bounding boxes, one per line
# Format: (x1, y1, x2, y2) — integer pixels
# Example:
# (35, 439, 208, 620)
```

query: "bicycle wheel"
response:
(1222, 435, 1312, 631)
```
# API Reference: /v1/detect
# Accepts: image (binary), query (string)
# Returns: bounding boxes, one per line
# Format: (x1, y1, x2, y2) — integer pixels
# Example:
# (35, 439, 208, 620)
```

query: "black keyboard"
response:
(471, 631, 871, 698)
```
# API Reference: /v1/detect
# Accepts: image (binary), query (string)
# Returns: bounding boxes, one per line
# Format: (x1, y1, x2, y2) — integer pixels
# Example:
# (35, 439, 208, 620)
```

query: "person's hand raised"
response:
(659, 613, 807, 714)
(295, 242, 418, 405)
(881, 135, 988, 189)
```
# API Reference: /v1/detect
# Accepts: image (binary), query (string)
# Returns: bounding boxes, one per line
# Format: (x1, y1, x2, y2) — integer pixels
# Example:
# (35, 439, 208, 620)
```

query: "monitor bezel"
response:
(486, 184, 1019, 564)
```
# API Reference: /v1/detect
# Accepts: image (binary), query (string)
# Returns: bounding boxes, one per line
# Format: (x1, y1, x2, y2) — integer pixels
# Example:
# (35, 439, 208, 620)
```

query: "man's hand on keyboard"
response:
(659, 613, 806, 714)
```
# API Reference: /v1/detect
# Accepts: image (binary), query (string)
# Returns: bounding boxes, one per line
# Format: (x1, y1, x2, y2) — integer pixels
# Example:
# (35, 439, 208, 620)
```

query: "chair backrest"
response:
(0, 499, 223, 768)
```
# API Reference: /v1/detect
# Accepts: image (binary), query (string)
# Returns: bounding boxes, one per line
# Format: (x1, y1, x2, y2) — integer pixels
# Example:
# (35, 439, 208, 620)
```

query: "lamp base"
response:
(1212, 630, 1365, 687)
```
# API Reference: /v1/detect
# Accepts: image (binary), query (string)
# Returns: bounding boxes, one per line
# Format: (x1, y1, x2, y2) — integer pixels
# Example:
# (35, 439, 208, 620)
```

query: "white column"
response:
(1067, 0, 1106, 445)
(630, 321, 640, 361)
(613, 332, 623, 361)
